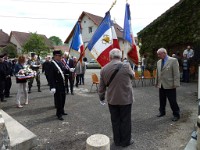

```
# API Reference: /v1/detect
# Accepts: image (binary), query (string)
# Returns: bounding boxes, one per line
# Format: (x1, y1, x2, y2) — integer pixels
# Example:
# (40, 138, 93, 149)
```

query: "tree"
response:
(49, 36, 63, 45)
(22, 32, 50, 58)
(2, 44, 18, 58)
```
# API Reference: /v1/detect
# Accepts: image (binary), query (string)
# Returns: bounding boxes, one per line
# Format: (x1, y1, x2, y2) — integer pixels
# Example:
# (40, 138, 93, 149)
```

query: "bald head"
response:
(109, 48, 122, 60)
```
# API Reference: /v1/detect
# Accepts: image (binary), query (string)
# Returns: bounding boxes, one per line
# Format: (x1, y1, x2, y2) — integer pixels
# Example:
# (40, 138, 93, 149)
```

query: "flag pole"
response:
(73, 45, 88, 68)
(109, 0, 117, 11)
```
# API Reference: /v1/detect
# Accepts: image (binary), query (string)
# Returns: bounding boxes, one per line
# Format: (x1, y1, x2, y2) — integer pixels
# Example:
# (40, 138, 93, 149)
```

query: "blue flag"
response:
(123, 3, 132, 44)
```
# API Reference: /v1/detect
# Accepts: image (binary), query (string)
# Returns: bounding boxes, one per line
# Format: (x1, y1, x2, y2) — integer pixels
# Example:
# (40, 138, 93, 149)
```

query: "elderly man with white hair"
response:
(155, 48, 180, 122)
(183, 45, 194, 58)
(98, 48, 135, 147)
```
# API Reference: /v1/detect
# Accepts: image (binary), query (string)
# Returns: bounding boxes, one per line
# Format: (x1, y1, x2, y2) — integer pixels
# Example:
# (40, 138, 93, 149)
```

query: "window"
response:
(88, 27, 93, 33)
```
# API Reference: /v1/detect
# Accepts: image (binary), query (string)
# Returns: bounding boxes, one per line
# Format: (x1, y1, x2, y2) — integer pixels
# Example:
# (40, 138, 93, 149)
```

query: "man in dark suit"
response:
(155, 48, 180, 121)
(68, 56, 75, 95)
(61, 53, 71, 94)
(48, 50, 67, 121)
(0, 54, 7, 103)
(42, 56, 51, 85)
(3, 53, 12, 98)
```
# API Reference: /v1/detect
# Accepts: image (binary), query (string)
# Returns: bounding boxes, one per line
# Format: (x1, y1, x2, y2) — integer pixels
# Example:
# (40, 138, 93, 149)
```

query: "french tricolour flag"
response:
(87, 11, 120, 67)
(123, 3, 139, 65)
(70, 22, 84, 59)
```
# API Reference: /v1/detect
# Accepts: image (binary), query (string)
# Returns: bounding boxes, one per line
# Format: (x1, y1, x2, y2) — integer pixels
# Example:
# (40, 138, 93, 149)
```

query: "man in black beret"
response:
(27, 52, 41, 93)
(48, 50, 67, 121)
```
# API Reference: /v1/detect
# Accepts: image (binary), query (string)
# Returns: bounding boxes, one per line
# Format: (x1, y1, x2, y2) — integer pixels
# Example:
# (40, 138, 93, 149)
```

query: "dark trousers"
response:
(182, 70, 189, 82)
(79, 74, 84, 85)
(108, 104, 132, 145)
(0, 81, 5, 101)
(54, 91, 66, 118)
(65, 74, 74, 93)
(75, 75, 80, 87)
(159, 86, 180, 117)
(4, 77, 12, 97)
(45, 73, 50, 85)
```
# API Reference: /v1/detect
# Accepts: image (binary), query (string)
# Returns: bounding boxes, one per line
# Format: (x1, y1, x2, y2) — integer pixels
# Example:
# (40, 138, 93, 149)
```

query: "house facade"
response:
(9, 31, 53, 54)
(65, 11, 140, 62)
(0, 29, 9, 48)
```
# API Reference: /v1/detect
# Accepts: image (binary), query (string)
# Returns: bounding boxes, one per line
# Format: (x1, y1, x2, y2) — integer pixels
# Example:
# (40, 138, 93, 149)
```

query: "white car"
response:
(86, 59, 101, 69)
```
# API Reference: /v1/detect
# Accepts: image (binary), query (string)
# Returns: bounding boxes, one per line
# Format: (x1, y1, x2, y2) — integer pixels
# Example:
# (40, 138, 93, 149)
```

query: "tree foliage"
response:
(1, 44, 18, 58)
(22, 32, 50, 57)
(49, 36, 63, 46)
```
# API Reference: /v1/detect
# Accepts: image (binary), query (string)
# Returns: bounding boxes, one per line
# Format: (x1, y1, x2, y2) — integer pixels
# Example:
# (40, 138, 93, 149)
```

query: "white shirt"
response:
(183, 49, 194, 58)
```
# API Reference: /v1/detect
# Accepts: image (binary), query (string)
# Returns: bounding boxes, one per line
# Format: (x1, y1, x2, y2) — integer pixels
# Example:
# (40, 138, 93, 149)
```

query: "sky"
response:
(0, 0, 180, 42)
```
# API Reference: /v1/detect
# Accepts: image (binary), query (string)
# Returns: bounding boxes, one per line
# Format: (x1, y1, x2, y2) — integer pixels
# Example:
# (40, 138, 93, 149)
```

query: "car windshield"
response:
(90, 59, 96, 63)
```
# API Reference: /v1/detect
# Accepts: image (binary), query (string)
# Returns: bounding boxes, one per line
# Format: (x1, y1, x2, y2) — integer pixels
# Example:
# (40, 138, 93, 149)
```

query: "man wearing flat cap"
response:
(0, 53, 7, 103)
(48, 50, 67, 121)
(27, 52, 41, 93)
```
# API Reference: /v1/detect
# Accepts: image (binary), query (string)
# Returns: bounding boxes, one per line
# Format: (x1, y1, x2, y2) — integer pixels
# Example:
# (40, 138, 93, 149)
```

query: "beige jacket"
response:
(75, 62, 86, 75)
(99, 60, 134, 105)
(155, 56, 180, 89)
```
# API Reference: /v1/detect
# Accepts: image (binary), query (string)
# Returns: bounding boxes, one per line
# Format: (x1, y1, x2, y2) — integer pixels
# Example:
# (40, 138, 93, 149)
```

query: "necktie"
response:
(161, 60, 164, 69)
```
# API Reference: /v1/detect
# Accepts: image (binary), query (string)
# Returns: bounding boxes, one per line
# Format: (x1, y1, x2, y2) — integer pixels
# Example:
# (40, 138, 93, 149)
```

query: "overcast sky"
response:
(0, 0, 179, 42)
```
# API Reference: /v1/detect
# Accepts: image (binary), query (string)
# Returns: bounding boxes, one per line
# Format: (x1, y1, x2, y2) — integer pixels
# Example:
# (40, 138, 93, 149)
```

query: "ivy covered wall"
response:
(138, 0, 200, 64)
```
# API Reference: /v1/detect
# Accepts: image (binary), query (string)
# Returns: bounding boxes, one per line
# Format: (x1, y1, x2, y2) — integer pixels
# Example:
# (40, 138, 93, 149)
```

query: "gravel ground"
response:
(1, 69, 199, 150)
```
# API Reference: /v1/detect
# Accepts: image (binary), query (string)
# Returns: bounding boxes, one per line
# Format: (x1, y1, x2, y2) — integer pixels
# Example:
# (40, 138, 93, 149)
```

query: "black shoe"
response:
(38, 90, 41, 92)
(1, 100, 7, 102)
(156, 113, 165, 117)
(62, 112, 68, 115)
(71, 93, 74, 95)
(172, 116, 180, 121)
(58, 117, 64, 121)
(114, 143, 121, 146)
(121, 139, 134, 147)
(5, 95, 10, 98)
(28, 91, 31, 93)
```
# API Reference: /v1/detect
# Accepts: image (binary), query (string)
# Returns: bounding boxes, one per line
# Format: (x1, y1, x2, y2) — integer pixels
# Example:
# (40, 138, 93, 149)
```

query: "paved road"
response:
(1, 69, 199, 150)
